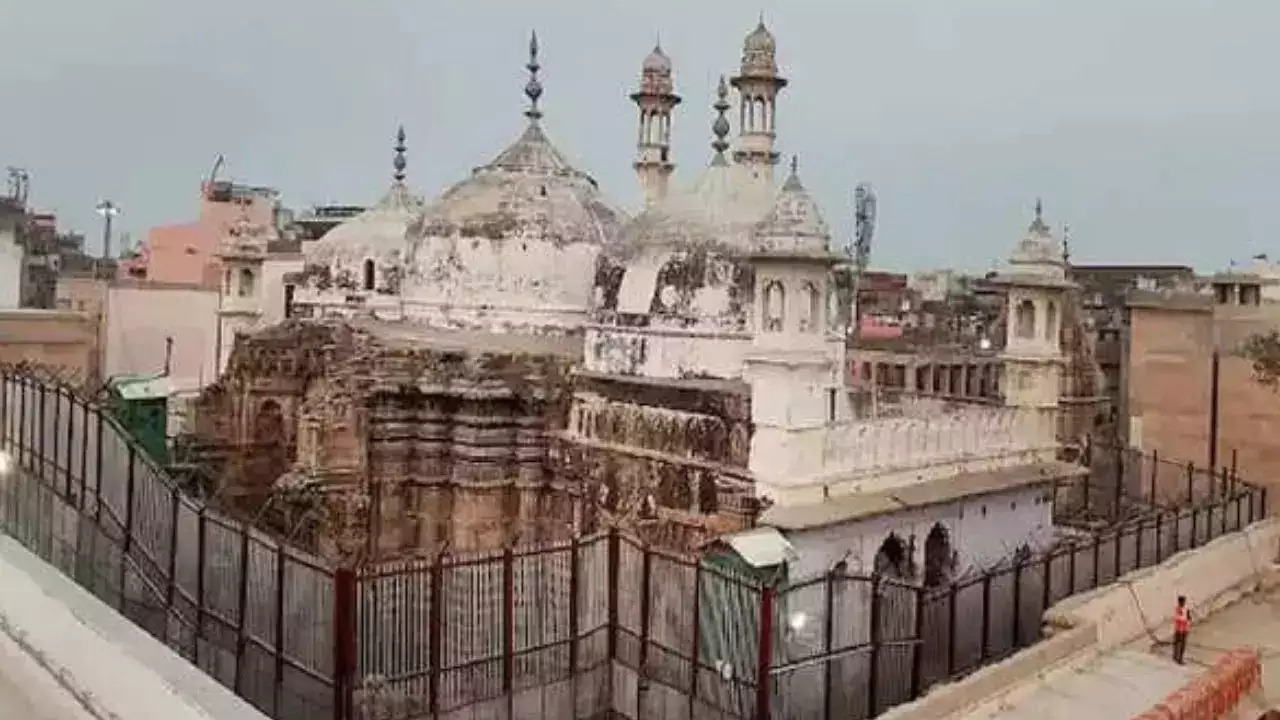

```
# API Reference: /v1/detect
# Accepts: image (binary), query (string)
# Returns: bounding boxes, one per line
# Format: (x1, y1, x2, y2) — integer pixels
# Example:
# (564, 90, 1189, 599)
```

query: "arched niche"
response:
(1045, 300, 1058, 342)
(799, 281, 821, 333)
(923, 523, 956, 587)
(762, 280, 786, 332)
(1014, 298, 1036, 339)
(874, 532, 913, 580)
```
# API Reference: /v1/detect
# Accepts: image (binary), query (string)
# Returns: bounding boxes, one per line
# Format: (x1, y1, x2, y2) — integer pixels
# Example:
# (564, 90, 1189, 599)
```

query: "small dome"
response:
(751, 160, 832, 257)
(744, 20, 776, 55)
(642, 44, 672, 74)
(303, 183, 422, 293)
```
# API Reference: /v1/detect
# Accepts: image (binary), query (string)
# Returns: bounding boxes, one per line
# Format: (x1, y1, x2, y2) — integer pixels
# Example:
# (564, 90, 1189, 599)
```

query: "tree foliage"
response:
(1241, 330, 1280, 388)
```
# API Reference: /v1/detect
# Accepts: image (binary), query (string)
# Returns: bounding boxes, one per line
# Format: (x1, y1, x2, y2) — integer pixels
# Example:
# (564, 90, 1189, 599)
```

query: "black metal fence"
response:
(0, 368, 1268, 720)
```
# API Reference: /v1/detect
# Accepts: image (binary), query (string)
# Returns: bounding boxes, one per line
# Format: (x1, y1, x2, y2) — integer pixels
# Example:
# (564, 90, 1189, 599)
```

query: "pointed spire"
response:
(392, 125, 407, 183)
(524, 30, 544, 122)
(1062, 223, 1072, 265)
(1035, 197, 1043, 223)
(711, 75, 731, 163)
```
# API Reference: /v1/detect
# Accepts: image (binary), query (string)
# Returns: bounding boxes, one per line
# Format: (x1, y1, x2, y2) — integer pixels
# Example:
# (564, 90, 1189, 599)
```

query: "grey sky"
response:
(2, 0, 1277, 272)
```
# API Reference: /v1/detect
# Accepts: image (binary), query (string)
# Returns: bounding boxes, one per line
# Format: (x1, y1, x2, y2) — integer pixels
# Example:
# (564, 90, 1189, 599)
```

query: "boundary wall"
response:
(877, 517, 1280, 720)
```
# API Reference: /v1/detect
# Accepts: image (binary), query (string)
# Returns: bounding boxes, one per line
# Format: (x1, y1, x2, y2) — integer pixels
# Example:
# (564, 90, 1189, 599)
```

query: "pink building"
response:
(132, 180, 279, 287)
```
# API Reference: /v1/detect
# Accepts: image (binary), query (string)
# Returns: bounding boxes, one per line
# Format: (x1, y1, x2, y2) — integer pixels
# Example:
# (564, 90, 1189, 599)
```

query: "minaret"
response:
(994, 199, 1071, 458)
(215, 209, 269, 375)
(631, 40, 681, 206)
(730, 15, 788, 183)
(743, 156, 845, 501)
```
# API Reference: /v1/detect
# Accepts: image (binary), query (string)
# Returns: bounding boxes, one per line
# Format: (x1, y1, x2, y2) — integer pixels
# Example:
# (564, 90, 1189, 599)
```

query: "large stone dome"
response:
(593, 160, 772, 333)
(402, 121, 625, 333)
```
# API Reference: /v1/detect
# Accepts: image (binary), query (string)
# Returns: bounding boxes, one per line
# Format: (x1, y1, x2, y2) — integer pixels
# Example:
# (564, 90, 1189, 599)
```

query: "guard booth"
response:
(105, 374, 172, 467)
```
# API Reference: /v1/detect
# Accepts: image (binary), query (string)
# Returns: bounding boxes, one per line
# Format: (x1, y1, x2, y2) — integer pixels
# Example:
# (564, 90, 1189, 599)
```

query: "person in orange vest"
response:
(1173, 595, 1191, 664)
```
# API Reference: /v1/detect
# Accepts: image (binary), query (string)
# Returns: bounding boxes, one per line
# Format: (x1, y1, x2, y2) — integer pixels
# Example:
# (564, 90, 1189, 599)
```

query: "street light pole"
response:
(95, 200, 120, 260)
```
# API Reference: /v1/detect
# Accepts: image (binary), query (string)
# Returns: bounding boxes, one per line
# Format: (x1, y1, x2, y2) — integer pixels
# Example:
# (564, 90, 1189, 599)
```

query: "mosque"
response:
(193, 19, 1085, 585)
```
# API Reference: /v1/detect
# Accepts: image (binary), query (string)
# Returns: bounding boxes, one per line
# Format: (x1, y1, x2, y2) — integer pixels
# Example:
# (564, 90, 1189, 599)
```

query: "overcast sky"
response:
(2, 0, 1276, 272)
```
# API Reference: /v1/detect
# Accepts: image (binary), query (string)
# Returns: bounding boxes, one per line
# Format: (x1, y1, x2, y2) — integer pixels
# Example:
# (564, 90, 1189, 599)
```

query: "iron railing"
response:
(0, 368, 1267, 720)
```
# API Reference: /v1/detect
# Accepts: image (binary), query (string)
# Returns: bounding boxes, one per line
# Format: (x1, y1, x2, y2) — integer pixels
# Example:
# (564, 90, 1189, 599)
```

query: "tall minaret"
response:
(631, 40, 681, 206)
(730, 15, 788, 184)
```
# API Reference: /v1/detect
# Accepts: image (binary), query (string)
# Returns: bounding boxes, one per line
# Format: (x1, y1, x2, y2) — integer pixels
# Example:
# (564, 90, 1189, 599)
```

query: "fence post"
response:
(93, 409, 104, 521)
(980, 574, 992, 660)
(427, 557, 443, 718)
(868, 575, 883, 715)
(946, 582, 958, 676)
(688, 561, 702, 718)
(1149, 449, 1159, 507)
(165, 490, 180, 609)
(910, 584, 927, 700)
(123, 445, 137, 551)
(118, 444, 138, 609)
(332, 566, 357, 720)
(195, 507, 207, 666)
(1230, 449, 1238, 489)
(607, 529, 619, 664)
(636, 544, 652, 711)
(568, 535, 581, 683)
(503, 546, 515, 715)
(1154, 510, 1162, 565)
(1135, 516, 1144, 568)
(1068, 540, 1077, 594)
(16, 377, 25, 470)
(62, 389, 74, 501)
(272, 541, 286, 716)
(232, 523, 252, 695)
(823, 571, 837, 719)
(1011, 560, 1023, 647)
(78, 398, 88, 511)
(1091, 534, 1101, 588)
(1220, 467, 1230, 536)
(1041, 553, 1052, 611)
(755, 583, 775, 720)
(1183, 462, 1194, 506)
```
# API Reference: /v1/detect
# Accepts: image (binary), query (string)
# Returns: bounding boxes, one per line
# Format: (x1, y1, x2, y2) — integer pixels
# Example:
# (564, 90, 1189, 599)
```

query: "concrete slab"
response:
(1135, 585, 1280, 712)
(972, 650, 1197, 720)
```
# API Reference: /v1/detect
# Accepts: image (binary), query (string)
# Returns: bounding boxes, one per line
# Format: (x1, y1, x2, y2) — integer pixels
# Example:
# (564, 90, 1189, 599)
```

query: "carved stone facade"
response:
(192, 319, 582, 562)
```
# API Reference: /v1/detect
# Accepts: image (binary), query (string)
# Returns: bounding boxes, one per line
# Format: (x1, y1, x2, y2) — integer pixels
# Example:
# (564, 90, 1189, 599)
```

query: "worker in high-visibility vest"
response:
(1173, 595, 1191, 665)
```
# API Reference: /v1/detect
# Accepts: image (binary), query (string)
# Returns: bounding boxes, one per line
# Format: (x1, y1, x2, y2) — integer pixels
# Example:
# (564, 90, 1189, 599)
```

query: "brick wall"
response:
(1133, 648, 1261, 719)
(1127, 301, 1280, 503)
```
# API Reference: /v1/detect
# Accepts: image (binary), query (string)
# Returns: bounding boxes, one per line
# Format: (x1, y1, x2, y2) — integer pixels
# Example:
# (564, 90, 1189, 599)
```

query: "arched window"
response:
(238, 268, 255, 298)
(1015, 299, 1036, 339)
(1045, 300, 1058, 342)
(923, 523, 956, 587)
(799, 282, 821, 333)
(362, 259, 376, 291)
(763, 280, 786, 332)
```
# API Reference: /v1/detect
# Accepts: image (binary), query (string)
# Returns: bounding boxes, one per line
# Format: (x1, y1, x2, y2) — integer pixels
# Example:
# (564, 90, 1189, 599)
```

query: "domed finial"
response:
(524, 30, 544, 122)
(1035, 197, 1043, 223)
(711, 75, 731, 162)
(790, 154, 798, 175)
(392, 125, 407, 183)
